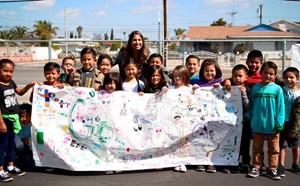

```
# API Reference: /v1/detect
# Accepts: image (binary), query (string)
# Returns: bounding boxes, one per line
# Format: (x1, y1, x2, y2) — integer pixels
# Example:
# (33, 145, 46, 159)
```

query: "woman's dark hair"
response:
(103, 72, 122, 91)
(199, 59, 222, 80)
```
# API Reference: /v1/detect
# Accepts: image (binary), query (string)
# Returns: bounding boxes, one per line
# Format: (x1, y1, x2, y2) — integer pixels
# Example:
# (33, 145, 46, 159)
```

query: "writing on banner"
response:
(31, 85, 243, 171)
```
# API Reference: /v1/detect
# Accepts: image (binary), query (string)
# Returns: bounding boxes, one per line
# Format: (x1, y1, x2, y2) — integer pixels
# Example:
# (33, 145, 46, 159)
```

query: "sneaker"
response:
(292, 163, 300, 175)
(222, 168, 231, 174)
(206, 165, 216, 173)
(195, 165, 205, 172)
(114, 170, 122, 174)
(247, 167, 260, 178)
(266, 169, 281, 180)
(240, 164, 250, 174)
(260, 165, 267, 173)
(105, 170, 114, 175)
(174, 165, 187, 172)
(277, 166, 285, 177)
(0, 172, 13, 182)
(7, 167, 25, 176)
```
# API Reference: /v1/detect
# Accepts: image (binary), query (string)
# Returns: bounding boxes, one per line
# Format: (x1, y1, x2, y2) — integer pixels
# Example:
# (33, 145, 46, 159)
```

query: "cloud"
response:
(95, 11, 107, 16)
(130, 0, 162, 13)
(22, 0, 56, 10)
(0, 10, 16, 16)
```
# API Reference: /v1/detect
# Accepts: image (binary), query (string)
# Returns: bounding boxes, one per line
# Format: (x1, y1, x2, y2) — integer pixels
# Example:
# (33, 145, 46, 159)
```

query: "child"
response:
(246, 61, 285, 180)
(97, 54, 113, 76)
(167, 65, 191, 173)
(15, 103, 35, 171)
(102, 72, 122, 94)
(185, 54, 200, 81)
(191, 59, 222, 87)
(29, 62, 64, 103)
(278, 67, 300, 177)
(58, 56, 76, 84)
(144, 65, 167, 93)
(192, 59, 222, 173)
(223, 50, 265, 172)
(0, 59, 35, 182)
(69, 47, 104, 90)
(222, 64, 251, 174)
(122, 59, 144, 93)
(146, 53, 171, 85)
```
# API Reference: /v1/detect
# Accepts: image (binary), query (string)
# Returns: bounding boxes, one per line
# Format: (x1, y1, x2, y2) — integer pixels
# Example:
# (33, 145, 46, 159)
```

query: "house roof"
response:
(183, 24, 299, 40)
(269, 19, 300, 28)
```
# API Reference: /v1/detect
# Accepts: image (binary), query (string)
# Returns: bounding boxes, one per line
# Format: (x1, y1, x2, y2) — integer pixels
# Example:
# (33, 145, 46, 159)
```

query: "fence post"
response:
(48, 41, 52, 62)
(282, 39, 286, 74)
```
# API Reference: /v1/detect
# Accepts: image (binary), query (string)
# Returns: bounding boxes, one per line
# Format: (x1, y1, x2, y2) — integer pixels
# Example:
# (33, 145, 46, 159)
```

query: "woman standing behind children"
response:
(144, 65, 167, 93)
(277, 67, 300, 177)
(246, 61, 285, 180)
(122, 59, 144, 93)
(114, 31, 149, 82)
(191, 59, 222, 87)
(69, 47, 104, 90)
(0, 59, 35, 182)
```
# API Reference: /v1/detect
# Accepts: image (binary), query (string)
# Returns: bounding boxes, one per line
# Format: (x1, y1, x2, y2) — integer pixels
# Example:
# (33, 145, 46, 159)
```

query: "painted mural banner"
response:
(31, 84, 243, 171)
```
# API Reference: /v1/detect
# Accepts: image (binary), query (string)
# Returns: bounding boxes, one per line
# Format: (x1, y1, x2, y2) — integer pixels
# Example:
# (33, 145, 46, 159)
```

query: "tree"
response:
(77, 26, 83, 38)
(104, 33, 109, 40)
(10, 25, 29, 39)
(174, 28, 186, 37)
(33, 20, 58, 40)
(0, 30, 11, 40)
(210, 18, 228, 26)
(123, 31, 126, 40)
(70, 31, 74, 38)
(110, 28, 114, 40)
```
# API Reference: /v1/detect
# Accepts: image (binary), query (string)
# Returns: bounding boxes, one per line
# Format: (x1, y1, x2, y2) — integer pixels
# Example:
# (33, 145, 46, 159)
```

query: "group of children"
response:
(0, 47, 299, 182)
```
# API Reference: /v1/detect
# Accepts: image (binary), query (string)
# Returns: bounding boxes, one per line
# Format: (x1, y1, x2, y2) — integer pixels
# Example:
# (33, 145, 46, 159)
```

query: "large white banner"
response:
(31, 85, 243, 171)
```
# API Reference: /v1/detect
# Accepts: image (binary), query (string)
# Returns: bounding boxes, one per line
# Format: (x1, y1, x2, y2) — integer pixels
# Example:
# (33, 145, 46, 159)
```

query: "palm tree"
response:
(33, 20, 58, 40)
(0, 30, 11, 40)
(174, 28, 186, 37)
(10, 25, 29, 39)
(76, 26, 83, 38)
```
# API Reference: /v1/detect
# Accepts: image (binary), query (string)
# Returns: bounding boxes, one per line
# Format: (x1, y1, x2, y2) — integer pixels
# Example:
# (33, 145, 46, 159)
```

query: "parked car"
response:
(58, 51, 80, 58)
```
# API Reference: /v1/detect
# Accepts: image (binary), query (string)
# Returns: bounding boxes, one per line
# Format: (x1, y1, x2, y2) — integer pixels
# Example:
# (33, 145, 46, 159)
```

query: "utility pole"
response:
(258, 4, 263, 25)
(163, 0, 167, 66)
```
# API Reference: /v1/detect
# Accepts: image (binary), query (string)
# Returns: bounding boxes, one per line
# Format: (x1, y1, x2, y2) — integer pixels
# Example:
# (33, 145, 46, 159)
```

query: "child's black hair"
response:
(283, 67, 299, 78)
(246, 50, 263, 63)
(19, 103, 32, 115)
(144, 65, 166, 92)
(80, 47, 97, 60)
(232, 64, 249, 75)
(103, 72, 122, 91)
(97, 54, 113, 67)
(185, 54, 200, 65)
(147, 53, 163, 65)
(0, 58, 15, 68)
(44, 62, 60, 73)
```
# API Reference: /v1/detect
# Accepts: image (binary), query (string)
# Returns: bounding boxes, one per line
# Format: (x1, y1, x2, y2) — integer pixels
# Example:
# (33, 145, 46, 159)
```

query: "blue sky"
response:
(0, 0, 299, 40)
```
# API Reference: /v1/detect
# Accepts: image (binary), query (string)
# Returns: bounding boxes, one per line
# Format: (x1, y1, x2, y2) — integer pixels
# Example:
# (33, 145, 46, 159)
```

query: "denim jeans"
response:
(0, 119, 15, 166)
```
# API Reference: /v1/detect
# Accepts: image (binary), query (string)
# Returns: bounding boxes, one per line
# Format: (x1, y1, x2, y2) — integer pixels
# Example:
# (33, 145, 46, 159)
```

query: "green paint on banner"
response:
(95, 159, 100, 164)
(37, 132, 44, 144)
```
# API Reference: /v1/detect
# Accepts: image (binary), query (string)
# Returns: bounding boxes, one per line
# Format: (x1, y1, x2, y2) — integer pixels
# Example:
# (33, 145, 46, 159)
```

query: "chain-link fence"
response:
(0, 39, 299, 85)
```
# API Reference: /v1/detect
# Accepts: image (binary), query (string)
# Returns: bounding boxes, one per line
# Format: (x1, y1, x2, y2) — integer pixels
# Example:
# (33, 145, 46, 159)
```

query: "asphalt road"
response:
(5, 145, 299, 186)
